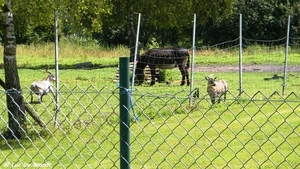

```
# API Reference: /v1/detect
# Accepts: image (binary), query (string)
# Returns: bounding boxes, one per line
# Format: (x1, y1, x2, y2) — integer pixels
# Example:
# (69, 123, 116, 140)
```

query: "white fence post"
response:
(282, 15, 291, 96)
(131, 13, 141, 91)
(239, 13, 243, 96)
(189, 13, 196, 106)
(54, 10, 60, 126)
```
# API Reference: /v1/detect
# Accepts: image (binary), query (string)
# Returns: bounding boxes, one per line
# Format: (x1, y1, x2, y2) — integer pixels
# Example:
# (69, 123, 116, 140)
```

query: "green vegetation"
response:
(0, 43, 299, 168)
(3, 0, 236, 46)
(3, 0, 300, 48)
(2, 42, 300, 69)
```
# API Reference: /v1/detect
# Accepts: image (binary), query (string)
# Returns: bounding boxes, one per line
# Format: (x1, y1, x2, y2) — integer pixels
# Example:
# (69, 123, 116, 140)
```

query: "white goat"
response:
(30, 69, 56, 103)
(205, 75, 228, 104)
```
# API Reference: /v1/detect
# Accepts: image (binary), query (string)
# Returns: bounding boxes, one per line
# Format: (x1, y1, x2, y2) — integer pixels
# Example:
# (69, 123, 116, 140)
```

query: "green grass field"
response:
(0, 43, 299, 168)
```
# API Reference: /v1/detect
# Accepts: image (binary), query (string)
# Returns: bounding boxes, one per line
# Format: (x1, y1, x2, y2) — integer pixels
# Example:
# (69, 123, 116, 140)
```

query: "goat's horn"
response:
(46, 65, 52, 74)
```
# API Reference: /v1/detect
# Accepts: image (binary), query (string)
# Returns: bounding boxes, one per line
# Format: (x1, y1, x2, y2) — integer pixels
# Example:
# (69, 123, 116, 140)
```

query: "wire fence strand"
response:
(0, 85, 299, 168)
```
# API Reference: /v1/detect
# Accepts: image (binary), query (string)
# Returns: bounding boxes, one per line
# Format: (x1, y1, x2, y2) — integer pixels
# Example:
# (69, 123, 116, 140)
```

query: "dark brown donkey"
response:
(135, 48, 190, 86)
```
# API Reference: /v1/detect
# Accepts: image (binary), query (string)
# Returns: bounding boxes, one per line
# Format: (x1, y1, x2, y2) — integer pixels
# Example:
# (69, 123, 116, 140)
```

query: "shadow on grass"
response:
(0, 63, 118, 70)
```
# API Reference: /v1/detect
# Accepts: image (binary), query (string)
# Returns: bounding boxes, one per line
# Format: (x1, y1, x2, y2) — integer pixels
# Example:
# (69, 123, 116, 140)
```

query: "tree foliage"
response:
(0, 0, 111, 43)
(101, 0, 235, 47)
(202, 0, 300, 45)
(2, 0, 300, 47)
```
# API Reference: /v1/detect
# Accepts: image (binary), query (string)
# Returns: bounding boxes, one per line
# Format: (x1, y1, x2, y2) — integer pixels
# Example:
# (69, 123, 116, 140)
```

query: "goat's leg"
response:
(193, 88, 199, 98)
(51, 91, 56, 101)
(218, 96, 221, 103)
(38, 94, 42, 103)
(211, 96, 216, 104)
(30, 93, 33, 103)
(217, 92, 227, 104)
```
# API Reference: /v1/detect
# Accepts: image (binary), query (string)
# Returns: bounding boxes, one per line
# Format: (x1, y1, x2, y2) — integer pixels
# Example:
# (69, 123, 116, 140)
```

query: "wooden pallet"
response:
(113, 62, 159, 83)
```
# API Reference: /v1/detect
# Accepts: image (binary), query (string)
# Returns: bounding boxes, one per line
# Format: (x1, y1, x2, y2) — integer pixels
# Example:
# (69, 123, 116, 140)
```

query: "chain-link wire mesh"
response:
(0, 85, 299, 168)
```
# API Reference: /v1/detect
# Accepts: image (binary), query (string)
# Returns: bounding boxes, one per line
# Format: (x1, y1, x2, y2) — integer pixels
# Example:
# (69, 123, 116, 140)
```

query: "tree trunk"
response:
(2, 2, 27, 139)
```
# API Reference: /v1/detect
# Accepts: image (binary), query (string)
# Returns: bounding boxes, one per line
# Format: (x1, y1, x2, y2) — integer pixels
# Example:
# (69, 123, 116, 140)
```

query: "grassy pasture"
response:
(0, 43, 299, 168)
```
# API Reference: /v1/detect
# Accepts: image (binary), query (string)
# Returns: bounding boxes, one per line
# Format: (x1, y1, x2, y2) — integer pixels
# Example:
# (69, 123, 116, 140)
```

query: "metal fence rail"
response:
(0, 86, 299, 168)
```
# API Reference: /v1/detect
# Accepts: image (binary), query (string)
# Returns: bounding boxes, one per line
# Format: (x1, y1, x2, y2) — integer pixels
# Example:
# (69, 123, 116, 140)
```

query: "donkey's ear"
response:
(205, 76, 209, 80)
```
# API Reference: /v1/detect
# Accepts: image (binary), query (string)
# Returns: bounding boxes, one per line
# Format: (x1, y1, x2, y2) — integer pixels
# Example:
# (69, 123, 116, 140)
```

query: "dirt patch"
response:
(193, 64, 300, 73)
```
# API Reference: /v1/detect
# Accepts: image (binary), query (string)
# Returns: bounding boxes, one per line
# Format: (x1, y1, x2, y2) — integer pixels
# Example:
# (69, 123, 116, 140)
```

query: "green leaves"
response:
(9, 0, 111, 43)
(4, 0, 236, 45)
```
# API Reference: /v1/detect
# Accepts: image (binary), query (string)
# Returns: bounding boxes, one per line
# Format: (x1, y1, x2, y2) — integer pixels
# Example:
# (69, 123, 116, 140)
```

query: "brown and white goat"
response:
(205, 75, 228, 104)
(30, 69, 56, 103)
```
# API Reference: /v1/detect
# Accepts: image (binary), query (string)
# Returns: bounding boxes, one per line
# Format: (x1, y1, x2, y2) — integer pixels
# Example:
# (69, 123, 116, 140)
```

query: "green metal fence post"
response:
(119, 57, 130, 169)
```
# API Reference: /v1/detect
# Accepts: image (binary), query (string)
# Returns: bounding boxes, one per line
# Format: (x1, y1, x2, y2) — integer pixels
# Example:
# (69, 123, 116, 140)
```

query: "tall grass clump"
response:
(7, 36, 129, 68)
(59, 35, 129, 58)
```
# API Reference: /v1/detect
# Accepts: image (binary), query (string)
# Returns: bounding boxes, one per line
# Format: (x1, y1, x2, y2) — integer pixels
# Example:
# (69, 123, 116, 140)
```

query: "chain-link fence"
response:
(0, 84, 299, 168)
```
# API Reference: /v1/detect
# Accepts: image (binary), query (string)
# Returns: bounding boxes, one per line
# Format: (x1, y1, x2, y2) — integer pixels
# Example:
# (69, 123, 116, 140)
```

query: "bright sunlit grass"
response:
(0, 42, 299, 168)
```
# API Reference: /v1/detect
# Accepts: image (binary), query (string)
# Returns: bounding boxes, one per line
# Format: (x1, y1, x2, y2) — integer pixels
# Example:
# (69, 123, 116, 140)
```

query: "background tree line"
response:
(1, 0, 300, 48)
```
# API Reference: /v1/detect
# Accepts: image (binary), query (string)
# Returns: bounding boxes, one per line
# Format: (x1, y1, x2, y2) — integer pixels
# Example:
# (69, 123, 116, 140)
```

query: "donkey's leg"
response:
(150, 67, 157, 85)
(185, 66, 190, 86)
(178, 65, 186, 86)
